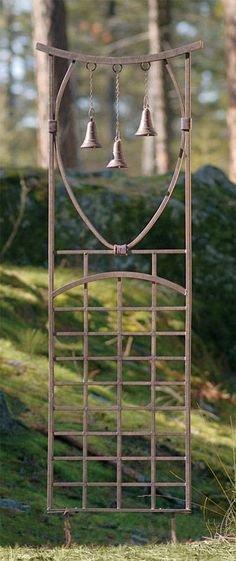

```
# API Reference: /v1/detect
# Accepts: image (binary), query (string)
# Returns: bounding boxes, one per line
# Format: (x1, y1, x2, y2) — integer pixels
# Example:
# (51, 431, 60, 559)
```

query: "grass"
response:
(1, 542, 236, 561)
(0, 264, 235, 546)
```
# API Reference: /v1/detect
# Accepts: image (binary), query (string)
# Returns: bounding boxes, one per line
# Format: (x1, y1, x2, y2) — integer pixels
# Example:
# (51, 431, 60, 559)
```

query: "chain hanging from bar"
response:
(107, 64, 127, 169)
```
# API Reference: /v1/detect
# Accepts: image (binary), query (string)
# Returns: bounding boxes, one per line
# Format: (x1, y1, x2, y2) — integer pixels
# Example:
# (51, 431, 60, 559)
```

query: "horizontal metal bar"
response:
(54, 306, 186, 312)
(155, 381, 185, 385)
(54, 431, 186, 437)
(55, 331, 186, 337)
(37, 41, 203, 63)
(54, 381, 186, 387)
(54, 431, 151, 436)
(53, 481, 186, 487)
(156, 432, 186, 436)
(53, 456, 186, 461)
(55, 405, 119, 411)
(54, 356, 186, 361)
(54, 381, 138, 386)
(55, 249, 186, 255)
(54, 405, 186, 412)
(48, 508, 191, 514)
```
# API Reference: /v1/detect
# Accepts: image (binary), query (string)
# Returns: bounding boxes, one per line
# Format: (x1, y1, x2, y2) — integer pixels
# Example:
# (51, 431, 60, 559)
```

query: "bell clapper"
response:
(135, 61, 157, 137)
(81, 62, 102, 149)
(107, 64, 128, 169)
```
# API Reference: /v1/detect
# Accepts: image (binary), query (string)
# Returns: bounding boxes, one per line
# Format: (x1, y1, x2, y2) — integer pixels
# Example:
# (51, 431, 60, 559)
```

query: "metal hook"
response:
(112, 63, 123, 74)
(140, 61, 151, 72)
(86, 62, 97, 72)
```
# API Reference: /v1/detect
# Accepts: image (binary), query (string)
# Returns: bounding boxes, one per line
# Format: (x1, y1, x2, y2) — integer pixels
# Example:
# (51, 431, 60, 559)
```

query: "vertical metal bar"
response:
(151, 254, 157, 509)
(47, 54, 55, 511)
(117, 277, 123, 509)
(82, 253, 89, 509)
(184, 52, 192, 511)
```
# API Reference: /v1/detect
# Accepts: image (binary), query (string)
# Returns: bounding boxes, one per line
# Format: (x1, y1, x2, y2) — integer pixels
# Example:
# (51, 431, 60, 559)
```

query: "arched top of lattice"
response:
(53, 271, 186, 298)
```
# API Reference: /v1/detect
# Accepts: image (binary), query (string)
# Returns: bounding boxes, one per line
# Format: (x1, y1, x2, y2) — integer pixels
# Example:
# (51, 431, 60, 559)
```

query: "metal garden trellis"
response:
(36, 40, 203, 525)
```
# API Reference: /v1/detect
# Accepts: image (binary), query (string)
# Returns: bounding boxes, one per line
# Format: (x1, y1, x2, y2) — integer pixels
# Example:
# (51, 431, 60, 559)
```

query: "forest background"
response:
(0, 0, 236, 551)
(0, 0, 236, 180)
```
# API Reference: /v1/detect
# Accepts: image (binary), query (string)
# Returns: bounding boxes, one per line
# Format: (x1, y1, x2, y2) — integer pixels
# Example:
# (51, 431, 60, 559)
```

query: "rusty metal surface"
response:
(35, 42, 201, 514)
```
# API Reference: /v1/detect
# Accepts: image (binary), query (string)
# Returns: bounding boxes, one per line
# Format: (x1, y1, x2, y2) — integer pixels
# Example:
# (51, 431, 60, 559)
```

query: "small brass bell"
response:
(81, 117, 102, 149)
(106, 138, 128, 168)
(135, 107, 157, 137)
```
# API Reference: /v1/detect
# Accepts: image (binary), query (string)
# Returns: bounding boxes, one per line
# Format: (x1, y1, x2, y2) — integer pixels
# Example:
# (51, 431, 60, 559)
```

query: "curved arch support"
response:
(127, 60, 186, 250)
(55, 138, 114, 249)
(127, 133, 185, 250)
(165, 60, 185, 118)
(53, 271, 186, 298)
(55, 61, 76, 121)
(54, 54, 186, 251)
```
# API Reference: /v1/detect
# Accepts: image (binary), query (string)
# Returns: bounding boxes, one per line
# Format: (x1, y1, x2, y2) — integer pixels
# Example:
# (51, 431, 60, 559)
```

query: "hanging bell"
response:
(106, 138, 128, 169)
(81, 117, 102, 149)
(135, 107, 157, 137)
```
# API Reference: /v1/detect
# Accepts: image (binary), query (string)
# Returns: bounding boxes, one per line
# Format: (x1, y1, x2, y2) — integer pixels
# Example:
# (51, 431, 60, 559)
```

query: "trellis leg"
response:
(47, 53, 55, 511)
(63, 510, 72, 547)
(184, 52, 192, 512)
(151, 254, 157, 510)
(171, 513, 177, 543)
(83, 253, 89, 509)
(117, 277, 123, 509)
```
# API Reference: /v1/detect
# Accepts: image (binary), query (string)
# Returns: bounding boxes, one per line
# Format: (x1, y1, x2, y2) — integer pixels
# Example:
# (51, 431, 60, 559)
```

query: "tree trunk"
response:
(2, 0, 16, 162)
(105, 0, 117, 142)
(159, 0, 173, 166)
(223, 0, 236, 183)
(142, 0, 169, 175)
(33, 0, 78, 168)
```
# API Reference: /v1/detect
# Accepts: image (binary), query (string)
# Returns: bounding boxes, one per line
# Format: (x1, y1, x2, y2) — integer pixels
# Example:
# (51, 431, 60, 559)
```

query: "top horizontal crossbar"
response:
(36, 41, 203, 64)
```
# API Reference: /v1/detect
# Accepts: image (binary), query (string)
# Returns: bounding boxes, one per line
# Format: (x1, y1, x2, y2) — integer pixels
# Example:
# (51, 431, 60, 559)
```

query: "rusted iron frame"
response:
(52, 271, 186, 298)
(184, 52, 192, 511)
(54, 456, 186, 461)
(55, 406, 186, 412)
(54, 355, 186, 361)
(56, 249, 186, 254)
(54, 431, 186, 436)
(82, 253, 89, 509)
(47, 54, 55, 511)
(55, 330, 186, 335)
(54, 482, 186, 488)
(36, 40, 203, 63)
(151, 254, 157, 509)
(49, 508, 190, 514)
(117, 278, 123, 508)
(54, 383, 185, 389)
(41, 41, 200, 514)
(54, 306, 186, 312)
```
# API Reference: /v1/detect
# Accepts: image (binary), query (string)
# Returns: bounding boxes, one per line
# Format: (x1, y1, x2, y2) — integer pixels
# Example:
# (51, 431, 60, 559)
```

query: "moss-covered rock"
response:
(0, 165, 235, 371)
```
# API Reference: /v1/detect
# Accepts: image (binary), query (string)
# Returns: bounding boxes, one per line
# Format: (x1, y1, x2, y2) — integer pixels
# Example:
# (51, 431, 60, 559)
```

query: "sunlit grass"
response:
(1, 542, 236, 561)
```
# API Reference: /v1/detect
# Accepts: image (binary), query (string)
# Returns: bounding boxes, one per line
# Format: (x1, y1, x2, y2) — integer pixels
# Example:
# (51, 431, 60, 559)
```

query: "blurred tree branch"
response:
(104, 32, 148, 53)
